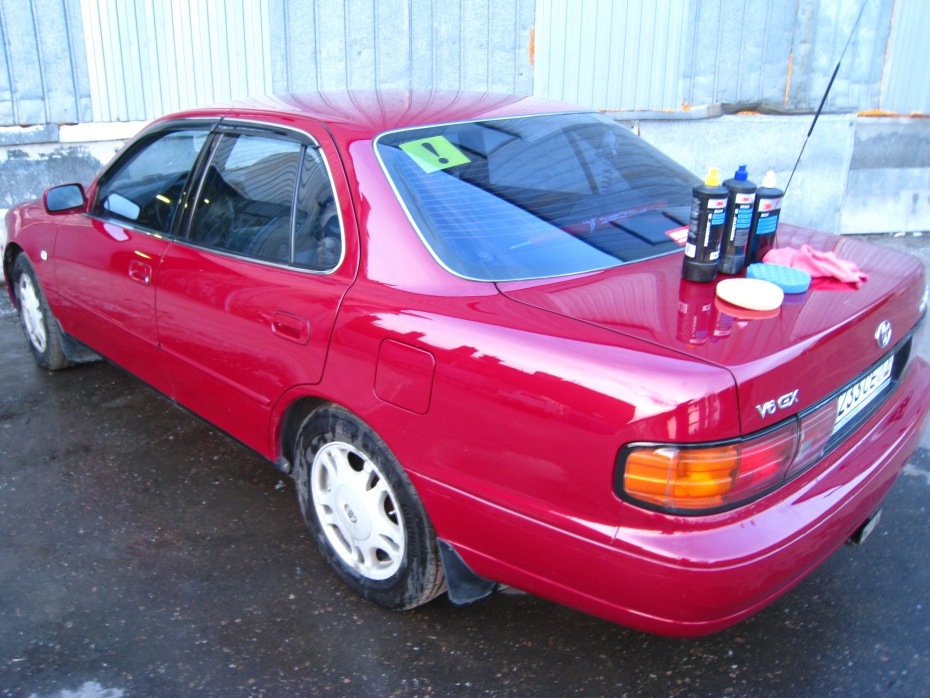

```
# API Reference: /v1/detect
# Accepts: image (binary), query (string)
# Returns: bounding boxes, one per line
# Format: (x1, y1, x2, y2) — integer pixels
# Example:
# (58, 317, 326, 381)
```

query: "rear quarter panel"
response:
(303, 138, 740, 546)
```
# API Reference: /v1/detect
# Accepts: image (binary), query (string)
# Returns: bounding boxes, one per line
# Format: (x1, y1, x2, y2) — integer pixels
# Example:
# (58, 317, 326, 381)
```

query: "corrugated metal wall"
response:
(0, 0, 91, 125)
(533, 0, 690, 111)
(77, 0, 535, 124)
(79, 0, 273, 122)
(0, 0, 928, 127)
(535, 0, 899, 113)
(881, 0, 930, 114)
(773, 0, 893, 112)
(267, 0, 536, 94)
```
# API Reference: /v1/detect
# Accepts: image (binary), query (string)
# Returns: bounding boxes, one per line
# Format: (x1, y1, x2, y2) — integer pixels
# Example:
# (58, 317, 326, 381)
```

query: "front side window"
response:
(94, 128, 209, 234)
(187, 131, 341, 270)
(376, 112, 699, 281)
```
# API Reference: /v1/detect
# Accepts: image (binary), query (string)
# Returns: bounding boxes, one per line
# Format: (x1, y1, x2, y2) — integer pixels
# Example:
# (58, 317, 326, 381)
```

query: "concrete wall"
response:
(842, 119, 930, 234)
(0, 123, 137, 281)
(0, 125, 134, 210)
(2, 111, 925, 238)
(623, 113, 929, 236)
(622, 113, 857, 233)
(0, 113, 927, 287)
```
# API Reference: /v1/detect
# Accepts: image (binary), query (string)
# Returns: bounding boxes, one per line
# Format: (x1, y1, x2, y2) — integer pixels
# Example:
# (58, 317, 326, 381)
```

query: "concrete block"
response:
(843, 117, 930, 233)
(842, 168, 930, 234)
(0, 124, 59, 146)
(617, 114, 856, 233)
(0, 142, 121, 209)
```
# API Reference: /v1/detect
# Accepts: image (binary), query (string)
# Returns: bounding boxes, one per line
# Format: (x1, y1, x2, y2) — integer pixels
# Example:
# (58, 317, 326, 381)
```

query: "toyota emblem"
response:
(875, 320, 892, 349)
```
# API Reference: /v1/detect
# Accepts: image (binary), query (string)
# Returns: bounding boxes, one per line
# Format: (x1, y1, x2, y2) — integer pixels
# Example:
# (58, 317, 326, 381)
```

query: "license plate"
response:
(833, 355, 894, 434)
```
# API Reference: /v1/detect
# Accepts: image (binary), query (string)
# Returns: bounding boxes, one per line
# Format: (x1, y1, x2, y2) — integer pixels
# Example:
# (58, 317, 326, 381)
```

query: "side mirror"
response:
(44, 184, 87, 214)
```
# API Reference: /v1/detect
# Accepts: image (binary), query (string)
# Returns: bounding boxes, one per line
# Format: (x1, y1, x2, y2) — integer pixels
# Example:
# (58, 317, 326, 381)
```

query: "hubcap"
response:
(17, 273, 47, 353)
(310, 441, 405, 580)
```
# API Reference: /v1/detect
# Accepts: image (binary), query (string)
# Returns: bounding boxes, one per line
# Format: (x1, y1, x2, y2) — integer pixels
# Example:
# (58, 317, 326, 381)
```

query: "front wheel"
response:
(12, 255, 69, 371)
(294, 406, 445, 610)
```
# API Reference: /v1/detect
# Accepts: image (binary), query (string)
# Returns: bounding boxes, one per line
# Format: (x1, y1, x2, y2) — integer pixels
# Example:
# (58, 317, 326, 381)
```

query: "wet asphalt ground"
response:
(1, 234, 929, 697)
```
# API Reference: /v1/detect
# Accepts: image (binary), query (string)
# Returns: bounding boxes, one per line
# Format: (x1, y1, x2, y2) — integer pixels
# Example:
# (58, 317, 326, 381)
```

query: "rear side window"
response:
(94, 128, 208, 234)
(187, 131, 342, 271)
(376, 112, 699, 281)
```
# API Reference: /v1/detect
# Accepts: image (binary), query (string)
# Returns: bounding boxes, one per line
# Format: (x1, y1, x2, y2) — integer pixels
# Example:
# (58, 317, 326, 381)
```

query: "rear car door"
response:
(54, 123, 214, 392)
(156, 120, 357, 455)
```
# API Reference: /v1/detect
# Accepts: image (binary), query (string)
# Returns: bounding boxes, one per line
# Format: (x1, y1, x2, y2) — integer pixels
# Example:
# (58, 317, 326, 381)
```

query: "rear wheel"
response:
(293, 405, 445, 610)
(12, 255, 69, 371)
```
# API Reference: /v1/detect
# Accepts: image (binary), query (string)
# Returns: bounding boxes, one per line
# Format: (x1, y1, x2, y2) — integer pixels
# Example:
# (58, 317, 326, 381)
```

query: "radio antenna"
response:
(784, 0, 868, 194)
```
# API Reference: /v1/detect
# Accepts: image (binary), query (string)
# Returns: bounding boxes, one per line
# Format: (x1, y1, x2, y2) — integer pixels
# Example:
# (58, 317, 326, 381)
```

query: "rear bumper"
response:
(606, 359, 930, 635)
(423, 356, 930, 637)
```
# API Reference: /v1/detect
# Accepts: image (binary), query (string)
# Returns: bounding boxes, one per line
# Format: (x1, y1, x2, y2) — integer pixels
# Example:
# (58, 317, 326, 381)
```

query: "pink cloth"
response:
(763, 244, 868, 286)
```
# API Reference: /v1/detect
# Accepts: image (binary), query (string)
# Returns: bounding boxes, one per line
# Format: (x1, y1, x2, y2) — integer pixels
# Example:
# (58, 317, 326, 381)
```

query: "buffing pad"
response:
(716, 277, 784, 311)
(746, 262, 812, 294)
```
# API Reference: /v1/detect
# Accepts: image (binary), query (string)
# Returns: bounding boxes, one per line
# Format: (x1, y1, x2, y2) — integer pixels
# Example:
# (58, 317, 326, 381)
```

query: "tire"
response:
(293, 405, 446, 610)
(12, 255, 70, 371)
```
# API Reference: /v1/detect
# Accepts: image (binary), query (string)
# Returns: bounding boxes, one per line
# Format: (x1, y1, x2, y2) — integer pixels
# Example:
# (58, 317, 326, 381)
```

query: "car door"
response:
(156, 120, 357, 455)
(53, 123, 214, 392)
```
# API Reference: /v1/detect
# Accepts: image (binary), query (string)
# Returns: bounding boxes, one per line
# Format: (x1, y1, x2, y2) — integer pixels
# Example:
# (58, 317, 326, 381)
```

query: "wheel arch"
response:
(3, 242, 24, 308)
(275, 394, 329, 474)
(289, 400, 448, 608)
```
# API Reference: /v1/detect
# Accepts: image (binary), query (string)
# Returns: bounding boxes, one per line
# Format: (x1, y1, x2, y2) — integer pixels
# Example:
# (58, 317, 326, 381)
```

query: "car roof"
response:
(160, 90, 583, 142)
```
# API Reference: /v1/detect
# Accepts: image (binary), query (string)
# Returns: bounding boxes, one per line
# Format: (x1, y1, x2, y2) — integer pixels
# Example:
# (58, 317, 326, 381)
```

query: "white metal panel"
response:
(683, 0, 896, 113)
(271, 0, 534, 95)
(8, 0, 926, 128)
(881, 0, 930, 114)
(534, 0, 690, 111)
(432, 0, 464, 89)
(1, 0, 535, 125)
(79, 0, 273, 122)
(534, 0, 914, 114)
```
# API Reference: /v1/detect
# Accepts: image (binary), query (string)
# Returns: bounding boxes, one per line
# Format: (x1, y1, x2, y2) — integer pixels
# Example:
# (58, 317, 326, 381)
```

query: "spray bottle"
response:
(719, 165, 757, 274)
(682, 168, 728, 283)
(747, 170, 784, 264)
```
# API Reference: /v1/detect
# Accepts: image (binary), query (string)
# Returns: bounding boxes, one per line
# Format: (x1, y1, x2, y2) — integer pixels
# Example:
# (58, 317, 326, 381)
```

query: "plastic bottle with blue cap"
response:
(719, 165, 757, 274)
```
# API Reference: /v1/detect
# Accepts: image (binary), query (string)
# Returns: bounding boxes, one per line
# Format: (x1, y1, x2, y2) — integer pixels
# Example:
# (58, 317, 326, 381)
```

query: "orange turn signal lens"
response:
(624, 445, 739, 510)
(622, 420, 802, 513)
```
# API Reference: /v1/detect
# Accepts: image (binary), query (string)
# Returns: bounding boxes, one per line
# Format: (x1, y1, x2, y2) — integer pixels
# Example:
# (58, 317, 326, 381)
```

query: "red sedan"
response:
(4, 91, 929, 636)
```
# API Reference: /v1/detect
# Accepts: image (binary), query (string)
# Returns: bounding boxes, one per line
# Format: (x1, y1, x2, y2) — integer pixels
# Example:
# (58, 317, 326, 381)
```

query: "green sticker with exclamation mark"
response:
(399, 136, 471, 173)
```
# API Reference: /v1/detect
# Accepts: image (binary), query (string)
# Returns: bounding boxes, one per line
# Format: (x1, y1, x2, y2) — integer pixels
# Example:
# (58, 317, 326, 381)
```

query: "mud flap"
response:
(57, 321, 101, 364)
(437, 539, 498, 605)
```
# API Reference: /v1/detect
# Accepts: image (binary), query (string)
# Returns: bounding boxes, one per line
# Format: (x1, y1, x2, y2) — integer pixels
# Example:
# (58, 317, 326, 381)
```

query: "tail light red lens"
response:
(621, 400, 842, 513)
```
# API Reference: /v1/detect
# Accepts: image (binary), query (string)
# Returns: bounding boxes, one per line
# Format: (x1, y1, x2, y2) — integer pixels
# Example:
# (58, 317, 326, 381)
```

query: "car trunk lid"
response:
(497, 226, 927, 436)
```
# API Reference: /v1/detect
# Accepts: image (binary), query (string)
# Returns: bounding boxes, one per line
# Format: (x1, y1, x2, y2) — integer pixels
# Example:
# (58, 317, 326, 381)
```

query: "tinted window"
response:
(188, 132, 341, 271)
(293, 147, 342, 271)
(94, 129, 208, 234)
(376, 112, 699, 281)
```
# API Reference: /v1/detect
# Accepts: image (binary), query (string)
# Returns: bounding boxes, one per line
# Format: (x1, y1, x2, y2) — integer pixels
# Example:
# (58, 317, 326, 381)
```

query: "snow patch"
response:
(28, 681, 125, 698)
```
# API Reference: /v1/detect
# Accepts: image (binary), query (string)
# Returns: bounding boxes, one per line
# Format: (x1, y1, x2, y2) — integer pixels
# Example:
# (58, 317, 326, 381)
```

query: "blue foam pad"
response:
(746, 263, 811, 294)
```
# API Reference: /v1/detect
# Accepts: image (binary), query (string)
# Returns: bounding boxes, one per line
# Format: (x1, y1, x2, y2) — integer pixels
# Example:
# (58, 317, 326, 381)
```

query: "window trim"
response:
(176, 119, 347, 275)
(373, 111, 696, 283)
(89, 118, 219, 239)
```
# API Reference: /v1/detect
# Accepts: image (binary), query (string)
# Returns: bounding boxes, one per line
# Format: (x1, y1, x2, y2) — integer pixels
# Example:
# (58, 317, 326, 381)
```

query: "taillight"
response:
(620, 399, 843, 514)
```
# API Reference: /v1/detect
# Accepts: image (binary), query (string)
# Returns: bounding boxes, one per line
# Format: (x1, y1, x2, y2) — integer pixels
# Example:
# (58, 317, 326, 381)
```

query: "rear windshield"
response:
(375, 112, 699, 281)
